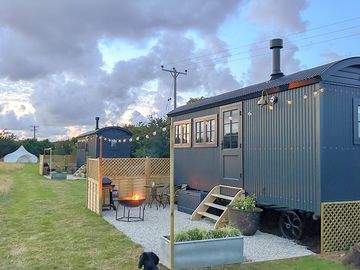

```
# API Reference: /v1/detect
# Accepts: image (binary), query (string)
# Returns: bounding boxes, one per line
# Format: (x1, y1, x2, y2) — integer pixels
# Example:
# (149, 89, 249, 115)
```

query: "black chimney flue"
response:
(270, 38, 284, 80)
(95, 117, 100, 130)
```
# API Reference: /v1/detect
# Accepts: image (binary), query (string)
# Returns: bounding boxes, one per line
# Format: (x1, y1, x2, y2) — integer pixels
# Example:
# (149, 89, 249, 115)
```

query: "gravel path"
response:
(102, 205, 313, 264)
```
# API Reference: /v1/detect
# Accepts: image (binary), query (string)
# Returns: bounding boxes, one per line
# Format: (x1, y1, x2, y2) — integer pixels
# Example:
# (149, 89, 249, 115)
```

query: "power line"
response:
(162, 16, 360, 67)
(183, 31, 360, 71)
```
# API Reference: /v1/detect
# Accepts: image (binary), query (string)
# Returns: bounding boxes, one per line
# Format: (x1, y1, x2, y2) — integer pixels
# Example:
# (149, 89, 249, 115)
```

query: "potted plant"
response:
(227, 194, 263, 236)
(160, 227, 244, 269)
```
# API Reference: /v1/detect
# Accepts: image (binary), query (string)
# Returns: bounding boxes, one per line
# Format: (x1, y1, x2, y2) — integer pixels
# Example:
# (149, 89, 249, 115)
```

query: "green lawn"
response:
(0, 164, 353, 270)
(0, 163, 142, 270)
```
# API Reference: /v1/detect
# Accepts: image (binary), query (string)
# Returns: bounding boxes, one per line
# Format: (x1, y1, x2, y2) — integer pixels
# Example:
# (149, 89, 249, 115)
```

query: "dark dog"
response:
(138, 252, 159, 270)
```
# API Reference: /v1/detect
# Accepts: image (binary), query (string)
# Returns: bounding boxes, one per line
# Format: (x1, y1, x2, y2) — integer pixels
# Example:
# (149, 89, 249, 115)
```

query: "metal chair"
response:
(158, 184, 188, 208)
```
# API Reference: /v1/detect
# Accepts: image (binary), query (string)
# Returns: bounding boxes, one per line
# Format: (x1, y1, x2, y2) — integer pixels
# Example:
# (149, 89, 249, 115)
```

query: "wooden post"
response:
(169, 118, 175, 270)
(99, 136, 103, 215)
(145, 156, 151, 200)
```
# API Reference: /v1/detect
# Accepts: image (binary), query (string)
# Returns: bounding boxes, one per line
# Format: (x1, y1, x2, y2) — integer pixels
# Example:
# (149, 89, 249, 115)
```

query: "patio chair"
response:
(158, 183, 188, 208)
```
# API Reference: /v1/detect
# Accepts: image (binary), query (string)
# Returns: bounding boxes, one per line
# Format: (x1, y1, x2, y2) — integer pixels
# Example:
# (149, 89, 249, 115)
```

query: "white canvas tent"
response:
(4, 145, 38, 163)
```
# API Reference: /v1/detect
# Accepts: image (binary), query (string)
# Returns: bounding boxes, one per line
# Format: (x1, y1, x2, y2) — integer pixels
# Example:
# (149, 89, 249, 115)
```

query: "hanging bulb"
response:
(152, 131, 157, 136)
(145, 135, 149, 139)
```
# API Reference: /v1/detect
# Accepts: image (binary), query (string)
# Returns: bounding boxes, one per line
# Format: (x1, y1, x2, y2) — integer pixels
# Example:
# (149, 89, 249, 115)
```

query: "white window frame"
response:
(193, 114, 217, 147)
(173, 119, 191, 148)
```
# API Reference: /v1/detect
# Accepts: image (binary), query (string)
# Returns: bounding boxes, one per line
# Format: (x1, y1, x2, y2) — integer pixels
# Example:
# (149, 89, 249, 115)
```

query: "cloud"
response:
(244, 0, 307, 84)
(0, 1, 244, 138)
(246, 38, 301, 84)
(246, 0, 308, 33)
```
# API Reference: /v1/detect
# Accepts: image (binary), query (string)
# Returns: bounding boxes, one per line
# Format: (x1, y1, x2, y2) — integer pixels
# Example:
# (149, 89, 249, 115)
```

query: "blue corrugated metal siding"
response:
(321, 83, 360, 202)
(173, 107, 221, 191)
(244, 83, 320, 213)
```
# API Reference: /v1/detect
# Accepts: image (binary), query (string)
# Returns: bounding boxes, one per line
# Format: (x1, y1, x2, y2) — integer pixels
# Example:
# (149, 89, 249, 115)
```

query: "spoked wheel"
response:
(279, 210, 303, 240)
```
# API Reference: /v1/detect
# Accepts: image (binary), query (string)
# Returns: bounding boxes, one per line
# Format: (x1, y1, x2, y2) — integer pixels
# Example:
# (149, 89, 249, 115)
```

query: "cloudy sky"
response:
(0, 0, 360, 140)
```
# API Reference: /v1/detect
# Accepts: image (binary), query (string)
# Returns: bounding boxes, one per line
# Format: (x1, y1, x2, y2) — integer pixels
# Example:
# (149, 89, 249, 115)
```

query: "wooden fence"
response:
(39, 154, 77, 175)
(86, 157, 170, 215)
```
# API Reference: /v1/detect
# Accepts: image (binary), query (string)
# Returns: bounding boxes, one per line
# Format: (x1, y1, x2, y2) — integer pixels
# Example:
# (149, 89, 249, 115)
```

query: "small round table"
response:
(144, 184, 165, 209)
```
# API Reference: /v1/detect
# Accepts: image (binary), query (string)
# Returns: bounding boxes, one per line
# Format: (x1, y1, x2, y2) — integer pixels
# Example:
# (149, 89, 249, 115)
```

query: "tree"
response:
(125, 116, 170, 158)
(0, 130, 18, 158)
(186, 96, 205, 105)
(53, 138, 77, 155)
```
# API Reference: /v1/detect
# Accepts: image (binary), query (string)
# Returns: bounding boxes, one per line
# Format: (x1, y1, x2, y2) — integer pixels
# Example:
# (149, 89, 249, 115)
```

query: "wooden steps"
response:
(211, 194, 233, 201)
(191, 185, 245, 229)
(198, 211, 220, 221)
(204, 202, 226, 211)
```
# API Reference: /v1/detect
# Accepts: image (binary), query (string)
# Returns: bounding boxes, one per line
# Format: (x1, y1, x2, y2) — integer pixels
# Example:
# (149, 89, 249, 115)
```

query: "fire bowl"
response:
(118, 196, 145, 207)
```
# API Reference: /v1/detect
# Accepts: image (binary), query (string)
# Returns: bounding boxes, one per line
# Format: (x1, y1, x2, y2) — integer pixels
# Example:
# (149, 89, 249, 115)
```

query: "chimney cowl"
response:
(269, 38, 284, 80)
(95, 117, 100, 130)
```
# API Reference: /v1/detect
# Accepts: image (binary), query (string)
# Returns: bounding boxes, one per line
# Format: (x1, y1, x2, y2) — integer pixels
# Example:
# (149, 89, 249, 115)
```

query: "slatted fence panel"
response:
(86, 157, 170, 214)
(87, 158, 100, 214)
(321, 201, 360, 253)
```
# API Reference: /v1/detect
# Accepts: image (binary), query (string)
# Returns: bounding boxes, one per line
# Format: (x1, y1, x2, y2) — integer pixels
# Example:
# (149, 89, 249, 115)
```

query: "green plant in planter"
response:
(174, 227, 241, 242)
(228, 194, 262, 236)
(233, 194, 257, 211)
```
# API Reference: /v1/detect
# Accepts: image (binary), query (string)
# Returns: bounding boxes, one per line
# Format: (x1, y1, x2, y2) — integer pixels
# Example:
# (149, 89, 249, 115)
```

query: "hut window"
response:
(353, 98, 360, 144)
(223, 109, 239, 149)
(174, 120, 191, 147)
(193, 115, 217, 147)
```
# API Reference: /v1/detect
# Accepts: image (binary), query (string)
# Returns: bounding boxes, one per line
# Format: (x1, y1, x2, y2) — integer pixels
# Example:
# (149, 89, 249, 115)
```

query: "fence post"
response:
(145, 156, 151, 185)
(98, 137, 103, 215)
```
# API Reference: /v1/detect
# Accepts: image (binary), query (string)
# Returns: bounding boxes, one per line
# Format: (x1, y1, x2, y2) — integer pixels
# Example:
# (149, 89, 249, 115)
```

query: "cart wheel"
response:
(279, 210, 303, 240)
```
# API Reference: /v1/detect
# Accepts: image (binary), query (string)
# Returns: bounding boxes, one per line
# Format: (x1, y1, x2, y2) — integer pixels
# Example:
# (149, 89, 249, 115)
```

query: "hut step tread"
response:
(211, 194, 234, 201)
(204, 202, 227, 211)
(198, 211, 220, 221)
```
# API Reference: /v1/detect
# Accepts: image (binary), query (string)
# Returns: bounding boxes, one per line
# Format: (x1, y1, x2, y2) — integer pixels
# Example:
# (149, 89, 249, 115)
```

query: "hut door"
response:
(220, 102, 243, 187)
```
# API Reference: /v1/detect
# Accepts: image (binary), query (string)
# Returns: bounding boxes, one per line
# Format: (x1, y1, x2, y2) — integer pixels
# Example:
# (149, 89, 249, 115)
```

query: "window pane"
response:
(224, 111, 230, 124)
(175, 125, 180, 144)
(358, 106, 360, 120)
(223, 135, 231, 149)
(231, 135, 238, 148)
(231, 110, 239, 123)
(224, 124, 231, 136)
(358, 123, 360, 139)
(231, 123, 238, 135)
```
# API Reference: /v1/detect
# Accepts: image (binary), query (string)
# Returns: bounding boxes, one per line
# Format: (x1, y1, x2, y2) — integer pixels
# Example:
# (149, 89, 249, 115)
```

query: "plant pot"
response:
(227, 206, 263, 236)
(160, 235, 244, 270)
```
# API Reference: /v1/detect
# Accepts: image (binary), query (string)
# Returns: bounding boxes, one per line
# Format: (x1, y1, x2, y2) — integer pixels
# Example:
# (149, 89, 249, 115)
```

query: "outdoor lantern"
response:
(257, 90, 268, 106)
(268, 95, 278, 111)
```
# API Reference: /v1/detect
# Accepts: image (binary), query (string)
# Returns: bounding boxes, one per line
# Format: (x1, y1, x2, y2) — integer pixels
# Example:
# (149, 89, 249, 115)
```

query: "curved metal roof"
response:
(77, 126, 132, 138)
(168, 57, 360, 116)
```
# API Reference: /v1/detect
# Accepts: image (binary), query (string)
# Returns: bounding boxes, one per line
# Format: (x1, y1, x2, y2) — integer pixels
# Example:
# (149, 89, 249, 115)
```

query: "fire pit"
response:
(115, 194, 146, 222)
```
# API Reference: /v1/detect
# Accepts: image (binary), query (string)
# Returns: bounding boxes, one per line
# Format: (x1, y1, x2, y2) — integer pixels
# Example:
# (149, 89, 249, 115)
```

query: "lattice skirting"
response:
(321, 201, 360, 253)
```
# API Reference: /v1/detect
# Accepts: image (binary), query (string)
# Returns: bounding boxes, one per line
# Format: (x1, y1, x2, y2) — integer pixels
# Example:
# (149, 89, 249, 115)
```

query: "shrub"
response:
(233, 194, 257, 211)
(174, 227, 241, 242)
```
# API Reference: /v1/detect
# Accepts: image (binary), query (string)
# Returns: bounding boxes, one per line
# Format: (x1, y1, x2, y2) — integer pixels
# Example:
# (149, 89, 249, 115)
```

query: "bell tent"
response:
(3, 145, 38, 163)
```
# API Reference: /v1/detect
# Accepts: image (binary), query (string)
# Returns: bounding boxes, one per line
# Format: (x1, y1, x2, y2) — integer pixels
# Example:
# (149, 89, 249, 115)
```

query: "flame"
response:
(131, 193, 141, 200)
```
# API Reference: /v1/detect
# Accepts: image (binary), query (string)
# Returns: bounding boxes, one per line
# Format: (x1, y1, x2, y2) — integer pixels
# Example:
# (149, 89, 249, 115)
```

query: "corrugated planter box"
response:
(160, 235, 244, 269)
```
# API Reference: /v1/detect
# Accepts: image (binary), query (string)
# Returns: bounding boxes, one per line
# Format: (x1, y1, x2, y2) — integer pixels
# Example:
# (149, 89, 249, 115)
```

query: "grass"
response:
(0, 163, 142, 270)
(0, 163, 354, 270)
(207, 256, 353, 270)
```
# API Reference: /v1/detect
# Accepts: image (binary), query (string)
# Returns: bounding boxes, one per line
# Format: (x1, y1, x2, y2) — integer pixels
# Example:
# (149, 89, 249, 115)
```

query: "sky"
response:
(0, 0, 360, 141)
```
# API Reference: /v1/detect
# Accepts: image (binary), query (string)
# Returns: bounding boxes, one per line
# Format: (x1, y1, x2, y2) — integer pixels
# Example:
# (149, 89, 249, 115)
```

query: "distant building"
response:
(76, 117, 132, 167)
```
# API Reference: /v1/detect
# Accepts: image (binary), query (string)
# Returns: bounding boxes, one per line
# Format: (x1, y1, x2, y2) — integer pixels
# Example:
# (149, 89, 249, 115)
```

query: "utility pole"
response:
(30, 125, 39, 139)
(161, 66, 187, 109)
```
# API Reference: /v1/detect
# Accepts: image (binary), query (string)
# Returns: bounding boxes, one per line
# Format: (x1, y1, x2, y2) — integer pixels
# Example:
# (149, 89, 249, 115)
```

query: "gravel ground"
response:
(102, 205, 313, 264)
